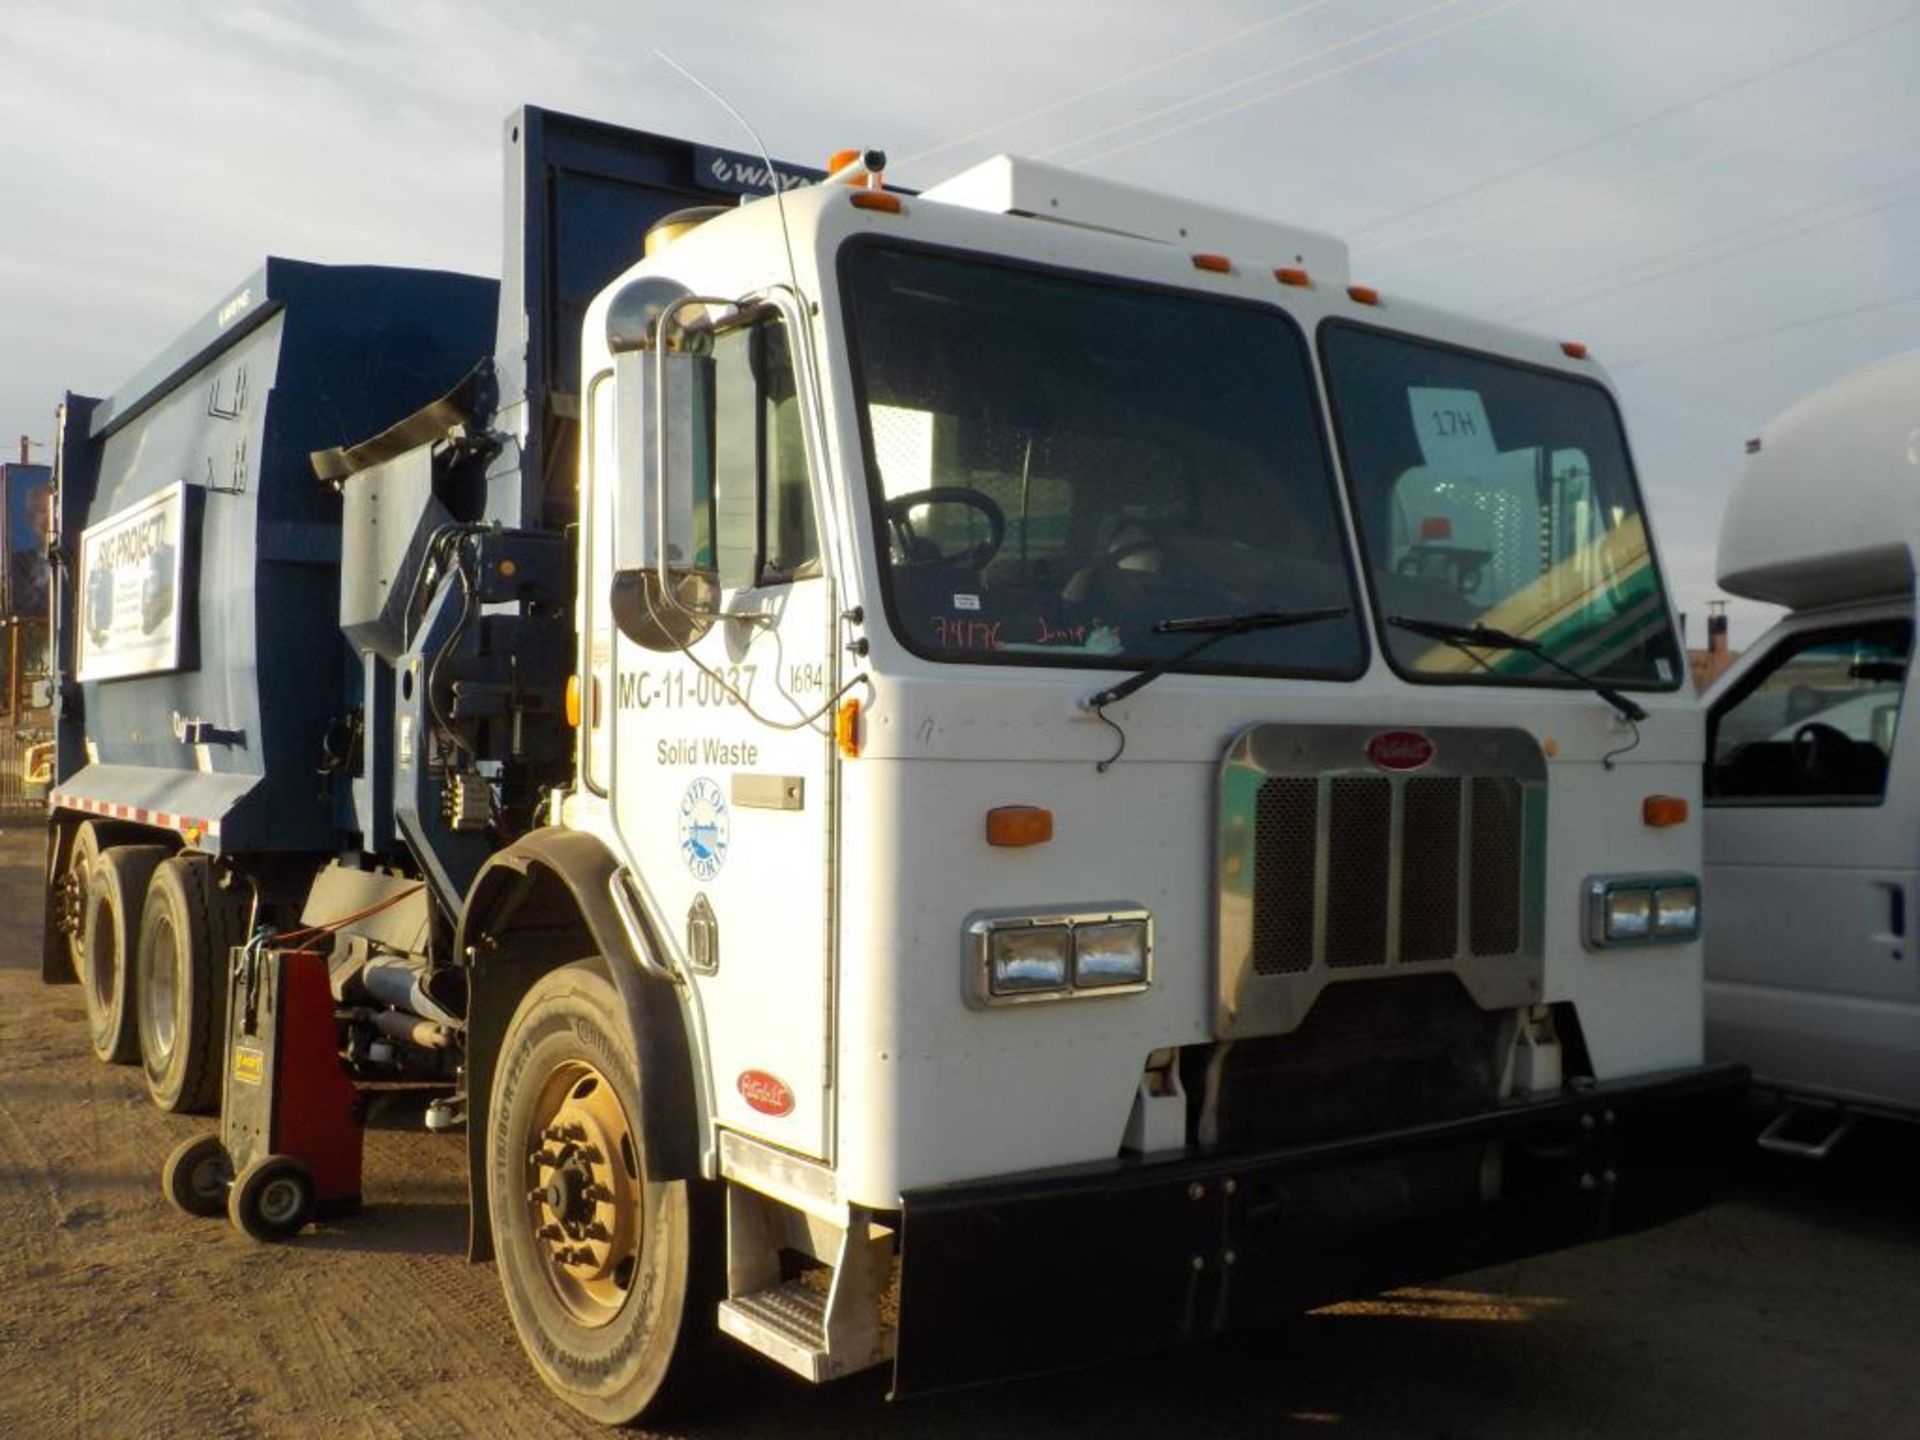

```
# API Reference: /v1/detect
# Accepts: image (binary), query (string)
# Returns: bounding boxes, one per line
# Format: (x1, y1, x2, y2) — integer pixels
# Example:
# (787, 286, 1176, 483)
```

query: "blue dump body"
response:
(53, 260, 496, 853)
(49, 108, 825, 868)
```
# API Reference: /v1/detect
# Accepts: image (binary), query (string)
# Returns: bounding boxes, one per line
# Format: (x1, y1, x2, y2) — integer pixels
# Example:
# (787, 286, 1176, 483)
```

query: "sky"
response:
(4, 0, 1917, 648)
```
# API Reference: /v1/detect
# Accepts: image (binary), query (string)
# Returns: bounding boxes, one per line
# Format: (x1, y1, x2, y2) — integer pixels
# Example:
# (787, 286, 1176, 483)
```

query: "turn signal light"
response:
(836, 698, 863, 758)
(986, 805, 1054, 848)
(1642, 795, 1689, 828)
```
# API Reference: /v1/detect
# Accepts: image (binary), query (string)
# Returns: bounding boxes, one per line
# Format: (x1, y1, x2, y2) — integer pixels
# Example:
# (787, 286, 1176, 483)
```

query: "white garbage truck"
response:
(1705, 348, 1920, 1153)
(43, 108, 1743, 1424)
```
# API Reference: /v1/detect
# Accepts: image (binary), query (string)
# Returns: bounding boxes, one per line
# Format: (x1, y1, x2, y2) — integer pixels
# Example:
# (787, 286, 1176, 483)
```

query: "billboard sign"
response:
(76, 483, 189, 682)
(2, 462, 52, 618)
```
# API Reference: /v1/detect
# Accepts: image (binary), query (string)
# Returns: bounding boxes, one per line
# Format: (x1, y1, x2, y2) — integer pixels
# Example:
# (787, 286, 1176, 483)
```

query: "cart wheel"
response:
(161, 1133, 232, 1218)
(228, 1154, 316, 1242)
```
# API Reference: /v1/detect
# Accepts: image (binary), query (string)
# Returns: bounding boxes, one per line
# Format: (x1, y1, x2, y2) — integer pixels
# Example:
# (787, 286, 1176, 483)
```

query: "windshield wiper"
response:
(1084, 607, 1351, 710)
(1384, 614, 1648, 723)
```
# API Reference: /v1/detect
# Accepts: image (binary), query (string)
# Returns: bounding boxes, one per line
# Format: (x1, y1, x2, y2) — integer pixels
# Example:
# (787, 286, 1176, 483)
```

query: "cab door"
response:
(1704, 610, 1920, 1107)
(606, 308, 840, 1160)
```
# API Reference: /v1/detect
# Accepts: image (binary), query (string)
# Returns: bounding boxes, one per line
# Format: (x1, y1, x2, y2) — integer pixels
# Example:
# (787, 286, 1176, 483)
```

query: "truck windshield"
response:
(1321, 323, 1682, 690)
(839, 241, 1365, 680)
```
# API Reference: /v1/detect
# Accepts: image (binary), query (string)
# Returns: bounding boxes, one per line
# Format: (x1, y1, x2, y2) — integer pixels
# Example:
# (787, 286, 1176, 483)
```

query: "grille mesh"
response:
(1469, 777, 1523, 955)
(1398, 776, 1462, 964)
(1249, 767, 1526, 974)
(1324, 777, 1392, 968)
(1252, 777, 1317, 975)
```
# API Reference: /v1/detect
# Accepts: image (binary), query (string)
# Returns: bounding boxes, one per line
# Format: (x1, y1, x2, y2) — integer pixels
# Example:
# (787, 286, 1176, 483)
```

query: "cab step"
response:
(1756, 1102, 1855, 1160)
(718, 1280, 830, 1379)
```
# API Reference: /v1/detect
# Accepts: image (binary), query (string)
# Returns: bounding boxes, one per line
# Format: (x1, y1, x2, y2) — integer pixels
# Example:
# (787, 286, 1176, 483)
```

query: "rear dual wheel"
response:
(487, 961, 719, 1426)
(139, 856, 246, 1113)
(79, 845, 167, 1064)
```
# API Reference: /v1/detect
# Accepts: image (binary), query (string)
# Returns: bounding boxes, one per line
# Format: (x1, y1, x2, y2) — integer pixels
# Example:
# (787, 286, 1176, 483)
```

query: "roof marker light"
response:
(1191, 253, 1232, 274)
(850, 190, 903, 214)
(1275, 266, 1311, 287)
(1347, 284, 1381, 306)
(1561, 340, 1590, 359)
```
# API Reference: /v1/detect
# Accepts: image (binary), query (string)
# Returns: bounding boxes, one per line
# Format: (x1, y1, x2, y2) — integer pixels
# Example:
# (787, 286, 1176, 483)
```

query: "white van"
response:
(1704, 349, 1920, 1150)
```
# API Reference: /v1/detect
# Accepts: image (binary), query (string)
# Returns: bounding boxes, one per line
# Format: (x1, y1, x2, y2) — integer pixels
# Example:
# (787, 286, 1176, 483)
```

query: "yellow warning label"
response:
(232, 1044, 264, 1086)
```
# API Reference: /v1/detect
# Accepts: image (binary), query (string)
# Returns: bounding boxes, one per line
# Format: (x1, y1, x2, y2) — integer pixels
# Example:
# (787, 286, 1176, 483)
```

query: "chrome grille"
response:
(1398, 776, 1462, 964)
(1227, 724, 1544, 1038)
(1469, 777, 1523, 956)
(1324, 776, 1392, 968)
(1252, 777, 1317, 975)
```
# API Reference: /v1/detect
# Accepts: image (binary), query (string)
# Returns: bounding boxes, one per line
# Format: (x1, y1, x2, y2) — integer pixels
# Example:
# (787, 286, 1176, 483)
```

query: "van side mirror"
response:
(609, 340, 719, 651)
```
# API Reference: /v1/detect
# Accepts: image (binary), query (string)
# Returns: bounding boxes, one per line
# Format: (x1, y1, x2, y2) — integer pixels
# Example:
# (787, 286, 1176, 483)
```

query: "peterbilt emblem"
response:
(1367, 730, 1435, 771)
(737, 1070, 794, 1117)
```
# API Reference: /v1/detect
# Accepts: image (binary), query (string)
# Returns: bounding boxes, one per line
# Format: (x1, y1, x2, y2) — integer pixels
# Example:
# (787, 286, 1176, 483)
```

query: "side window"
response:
(1708, 621, 1912, 804)
(709, 320, 821, 592)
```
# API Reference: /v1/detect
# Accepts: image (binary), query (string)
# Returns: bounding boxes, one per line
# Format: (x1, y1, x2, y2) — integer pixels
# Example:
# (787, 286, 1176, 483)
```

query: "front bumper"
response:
(893, 1061, 1748, 1395)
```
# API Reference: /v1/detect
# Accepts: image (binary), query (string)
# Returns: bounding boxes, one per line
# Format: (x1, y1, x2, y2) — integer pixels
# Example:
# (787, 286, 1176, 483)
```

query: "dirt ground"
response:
(3, 822, 1918, 1440)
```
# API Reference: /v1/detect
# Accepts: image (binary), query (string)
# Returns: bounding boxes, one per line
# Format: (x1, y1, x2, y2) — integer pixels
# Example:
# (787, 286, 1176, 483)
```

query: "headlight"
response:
(968, 906, 1153, 1006)
(1605, 888, 1653, 941)
(1584, 875, 1701, 949)
(988, 925, 1071, 995)
(1073, 920, 1149, 988)
(1653, 882, 1700, 938)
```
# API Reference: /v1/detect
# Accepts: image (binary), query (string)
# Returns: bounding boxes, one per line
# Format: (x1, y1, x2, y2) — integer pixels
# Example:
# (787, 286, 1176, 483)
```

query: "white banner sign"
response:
(76, 483, 188, 682)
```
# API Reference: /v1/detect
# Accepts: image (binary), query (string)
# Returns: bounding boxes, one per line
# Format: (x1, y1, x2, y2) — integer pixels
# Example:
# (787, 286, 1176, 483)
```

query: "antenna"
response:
(652, 48, 803, 303)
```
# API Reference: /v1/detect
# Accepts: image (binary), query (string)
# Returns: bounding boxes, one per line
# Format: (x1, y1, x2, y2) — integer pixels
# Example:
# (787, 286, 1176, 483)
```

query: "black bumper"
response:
(893, 1061, 1749, 1396)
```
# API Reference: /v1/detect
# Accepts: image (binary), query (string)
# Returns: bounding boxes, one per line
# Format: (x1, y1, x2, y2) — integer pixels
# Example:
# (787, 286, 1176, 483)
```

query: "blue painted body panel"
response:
(54, 261, 497, 854)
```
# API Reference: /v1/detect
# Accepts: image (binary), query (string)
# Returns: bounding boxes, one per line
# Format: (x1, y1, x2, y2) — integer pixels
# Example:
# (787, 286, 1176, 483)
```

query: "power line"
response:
(1349, 6, 1920, 239)
(1610, 286, 1920, 369)
(1037, 0, 1477, 163)
(1487, 170, 1920, 322)
(1360, 92, 1920, 278)
(1058, 0, 1537, 169)
(896, 0, 1353, 171)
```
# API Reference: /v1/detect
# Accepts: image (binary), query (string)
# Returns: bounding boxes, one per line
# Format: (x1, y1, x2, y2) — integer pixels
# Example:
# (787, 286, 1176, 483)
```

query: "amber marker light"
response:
(1561, 340, 1590, 359)
(1642, 795, 1689, 828)
(850, 190, 903, 213)
(986, 805, 1054, 848)
(1347, 284, 1381, 306)
(564, 675, 582, 728)
(1191, 253, 1232, 273)
(1275, 266, 1311, 287)
(836, 698, 863, 758)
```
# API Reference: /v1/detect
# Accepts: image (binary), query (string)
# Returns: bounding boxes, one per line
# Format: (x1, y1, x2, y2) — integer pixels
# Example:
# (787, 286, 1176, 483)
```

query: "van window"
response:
(1707, 621, 1912, 803)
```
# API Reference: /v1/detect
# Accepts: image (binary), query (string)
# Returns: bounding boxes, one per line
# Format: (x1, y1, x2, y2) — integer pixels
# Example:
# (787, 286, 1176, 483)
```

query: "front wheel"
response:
(487, 960, 717, 1426)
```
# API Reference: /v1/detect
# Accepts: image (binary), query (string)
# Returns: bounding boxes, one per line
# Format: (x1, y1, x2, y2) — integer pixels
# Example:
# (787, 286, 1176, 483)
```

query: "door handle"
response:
(1891, 884, 1907, 940)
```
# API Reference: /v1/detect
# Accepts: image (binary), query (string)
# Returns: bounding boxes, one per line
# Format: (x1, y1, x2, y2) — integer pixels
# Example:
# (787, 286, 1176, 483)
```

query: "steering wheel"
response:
(1790, 721, 1849, 778)
(884, 487, 1005, 571)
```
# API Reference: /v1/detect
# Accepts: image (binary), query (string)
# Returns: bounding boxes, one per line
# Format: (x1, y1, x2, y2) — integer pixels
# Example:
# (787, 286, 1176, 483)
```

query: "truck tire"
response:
(487, 960, 718, 1425)
(58, 821, 114, 980)
(138, 855, 245, 1113)
(80, 845, 168, 1065)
